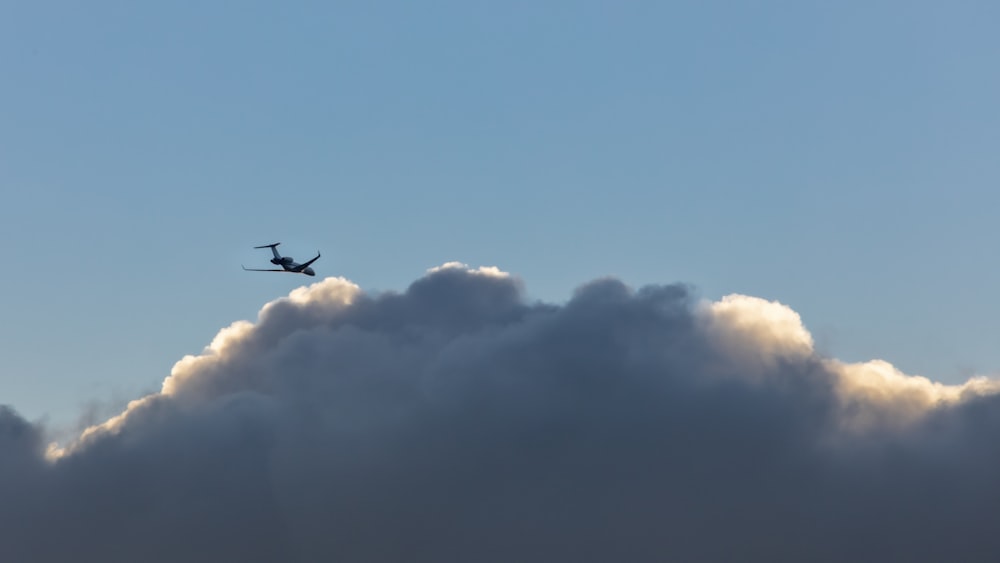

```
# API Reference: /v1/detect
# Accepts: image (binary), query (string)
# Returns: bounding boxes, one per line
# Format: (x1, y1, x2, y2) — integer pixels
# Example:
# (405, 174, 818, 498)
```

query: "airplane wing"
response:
(293, 251, 321, 271)
(242, 265, 294, 272)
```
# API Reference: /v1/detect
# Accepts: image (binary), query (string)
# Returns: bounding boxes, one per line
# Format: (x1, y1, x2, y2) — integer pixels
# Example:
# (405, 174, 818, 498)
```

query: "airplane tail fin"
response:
(254, 242, 282, 260)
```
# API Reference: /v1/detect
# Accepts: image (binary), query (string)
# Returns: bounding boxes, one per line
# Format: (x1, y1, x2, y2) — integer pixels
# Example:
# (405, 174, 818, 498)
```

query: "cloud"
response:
(4, 264, 1000, 561)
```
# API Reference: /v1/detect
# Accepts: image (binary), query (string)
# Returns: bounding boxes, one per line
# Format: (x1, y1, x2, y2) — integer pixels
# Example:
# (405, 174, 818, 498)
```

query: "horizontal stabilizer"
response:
(253, 242, 281, 249)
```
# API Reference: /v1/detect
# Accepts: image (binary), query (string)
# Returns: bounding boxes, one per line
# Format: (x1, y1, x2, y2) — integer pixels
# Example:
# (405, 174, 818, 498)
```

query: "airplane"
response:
(242, 243, 320, 276)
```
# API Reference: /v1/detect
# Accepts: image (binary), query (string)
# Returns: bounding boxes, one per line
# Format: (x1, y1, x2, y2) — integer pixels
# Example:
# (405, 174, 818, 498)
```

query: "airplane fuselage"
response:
(270, 256, 315, 276)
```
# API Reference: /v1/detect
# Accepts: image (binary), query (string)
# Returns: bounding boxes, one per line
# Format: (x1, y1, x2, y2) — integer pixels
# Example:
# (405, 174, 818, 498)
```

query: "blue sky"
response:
(2, 1, 999, 428)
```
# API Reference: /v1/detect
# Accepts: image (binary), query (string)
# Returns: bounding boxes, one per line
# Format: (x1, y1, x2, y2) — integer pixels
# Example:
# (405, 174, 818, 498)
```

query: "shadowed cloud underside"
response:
(4, 264, 1000, 562)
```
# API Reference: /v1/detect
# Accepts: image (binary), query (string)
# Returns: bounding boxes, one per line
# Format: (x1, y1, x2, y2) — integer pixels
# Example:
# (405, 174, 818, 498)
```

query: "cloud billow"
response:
(3, 263, 1000, 562)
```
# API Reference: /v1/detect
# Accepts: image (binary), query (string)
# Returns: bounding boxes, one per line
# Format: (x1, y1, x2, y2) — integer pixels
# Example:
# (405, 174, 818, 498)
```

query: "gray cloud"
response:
(3, 264, 1000, 562)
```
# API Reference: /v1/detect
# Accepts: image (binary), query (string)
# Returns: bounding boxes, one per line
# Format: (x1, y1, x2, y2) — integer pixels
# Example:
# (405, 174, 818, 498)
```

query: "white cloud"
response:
(426, 261, 511, 278)
(698, 293, 814, 375)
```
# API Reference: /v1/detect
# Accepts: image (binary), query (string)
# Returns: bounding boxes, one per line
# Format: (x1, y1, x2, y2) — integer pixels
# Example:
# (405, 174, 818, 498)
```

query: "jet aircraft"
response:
(242, 243, 320, 276)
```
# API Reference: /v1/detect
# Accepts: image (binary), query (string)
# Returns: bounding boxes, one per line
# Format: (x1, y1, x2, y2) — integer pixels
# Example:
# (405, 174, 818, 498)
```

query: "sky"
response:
(1, 0, 999, 484)
(0, 1, 1000, 430)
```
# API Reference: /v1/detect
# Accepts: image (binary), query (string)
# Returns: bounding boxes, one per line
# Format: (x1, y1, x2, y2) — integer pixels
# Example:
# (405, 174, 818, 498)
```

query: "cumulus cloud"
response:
(4, 264, 1000, 562)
